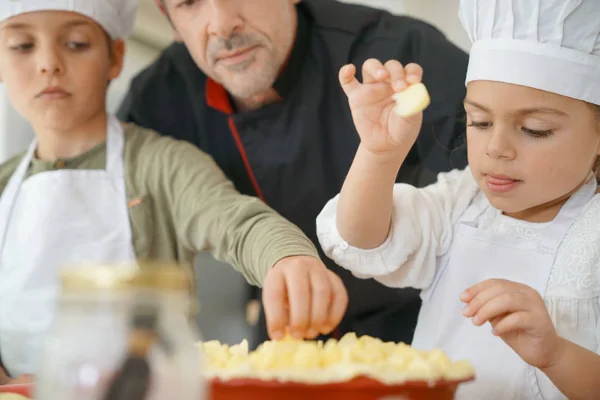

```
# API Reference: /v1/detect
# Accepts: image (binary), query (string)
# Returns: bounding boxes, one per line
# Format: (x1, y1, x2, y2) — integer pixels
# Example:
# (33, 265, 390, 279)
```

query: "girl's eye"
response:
(467, 121, 492, 130)
(521, 127, 553, 139)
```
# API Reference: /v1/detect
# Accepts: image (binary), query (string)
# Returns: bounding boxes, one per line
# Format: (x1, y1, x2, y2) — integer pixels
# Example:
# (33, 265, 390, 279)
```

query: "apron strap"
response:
(104, 114, 126, 177)
(458, 190, 490, 223)
(538, 175, 597, 254)
(0, 140, 38, 263)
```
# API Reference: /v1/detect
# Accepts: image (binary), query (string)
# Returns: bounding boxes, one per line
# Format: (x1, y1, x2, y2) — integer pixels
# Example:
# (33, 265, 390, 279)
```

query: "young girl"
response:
(0, 0, 348, 383)
(317, 0, 600, 399)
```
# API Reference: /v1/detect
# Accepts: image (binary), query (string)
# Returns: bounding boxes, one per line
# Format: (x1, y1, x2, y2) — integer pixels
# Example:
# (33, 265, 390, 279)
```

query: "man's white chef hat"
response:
(0, 0, 138, 39)
(459, 0, 600, 105)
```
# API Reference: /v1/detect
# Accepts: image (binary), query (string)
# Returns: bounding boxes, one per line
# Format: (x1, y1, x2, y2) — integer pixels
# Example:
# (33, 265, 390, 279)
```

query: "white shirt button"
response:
(339, 241, 349, 250)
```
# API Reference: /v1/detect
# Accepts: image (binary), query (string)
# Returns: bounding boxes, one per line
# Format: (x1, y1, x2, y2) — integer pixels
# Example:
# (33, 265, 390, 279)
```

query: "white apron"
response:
(0, 115, 136, 377)
(413, 177, 597, 400)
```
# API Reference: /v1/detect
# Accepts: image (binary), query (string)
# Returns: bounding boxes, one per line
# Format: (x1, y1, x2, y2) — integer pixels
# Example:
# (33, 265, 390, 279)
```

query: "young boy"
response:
(0, 0, 347, 383)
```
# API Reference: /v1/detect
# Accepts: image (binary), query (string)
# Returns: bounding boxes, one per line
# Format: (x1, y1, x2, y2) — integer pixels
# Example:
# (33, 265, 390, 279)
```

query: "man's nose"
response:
(206, 0, 243, 38)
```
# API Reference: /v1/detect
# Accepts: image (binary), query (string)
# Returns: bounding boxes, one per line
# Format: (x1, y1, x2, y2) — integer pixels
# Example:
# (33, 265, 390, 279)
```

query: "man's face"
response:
(162, 0, 299, 99)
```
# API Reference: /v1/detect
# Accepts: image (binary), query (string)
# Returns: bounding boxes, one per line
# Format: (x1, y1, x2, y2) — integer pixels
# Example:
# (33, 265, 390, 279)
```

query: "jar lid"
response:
(60, 262, 193, 292)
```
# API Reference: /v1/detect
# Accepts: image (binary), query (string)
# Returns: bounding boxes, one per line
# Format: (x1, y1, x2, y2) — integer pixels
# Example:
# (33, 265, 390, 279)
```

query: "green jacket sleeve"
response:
(137, 129, 319, 286)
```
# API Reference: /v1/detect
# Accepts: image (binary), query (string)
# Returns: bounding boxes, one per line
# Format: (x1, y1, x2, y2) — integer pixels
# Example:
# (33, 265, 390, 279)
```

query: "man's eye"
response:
(177, 0, 198, 7)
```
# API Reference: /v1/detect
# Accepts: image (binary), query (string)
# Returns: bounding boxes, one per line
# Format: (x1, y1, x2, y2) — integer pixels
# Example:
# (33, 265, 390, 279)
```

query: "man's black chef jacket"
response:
(118, 0, 469, 346)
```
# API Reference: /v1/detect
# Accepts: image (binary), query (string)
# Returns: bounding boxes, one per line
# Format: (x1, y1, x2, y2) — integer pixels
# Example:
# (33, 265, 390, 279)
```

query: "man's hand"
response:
(262, 256, 348, 340)
(461, 278, 563, 369)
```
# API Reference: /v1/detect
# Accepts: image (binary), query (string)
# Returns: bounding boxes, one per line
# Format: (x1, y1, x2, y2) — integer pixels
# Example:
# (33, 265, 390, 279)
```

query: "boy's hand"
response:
(262, 256, 348, 340)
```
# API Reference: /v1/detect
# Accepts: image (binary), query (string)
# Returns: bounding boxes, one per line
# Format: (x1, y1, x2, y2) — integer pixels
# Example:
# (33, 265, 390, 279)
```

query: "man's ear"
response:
(155, 0, 167, 16)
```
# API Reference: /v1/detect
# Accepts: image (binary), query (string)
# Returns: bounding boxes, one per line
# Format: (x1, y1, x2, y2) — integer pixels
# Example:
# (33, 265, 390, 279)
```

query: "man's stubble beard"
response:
(216, 55, 280, 99)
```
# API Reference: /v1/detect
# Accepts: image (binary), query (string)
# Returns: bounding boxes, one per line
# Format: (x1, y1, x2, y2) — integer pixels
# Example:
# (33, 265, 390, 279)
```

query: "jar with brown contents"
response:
(34, 262, 205, 400)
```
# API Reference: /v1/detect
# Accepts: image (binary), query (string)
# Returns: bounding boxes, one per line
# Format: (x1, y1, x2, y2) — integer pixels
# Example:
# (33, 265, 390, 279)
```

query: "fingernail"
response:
(321, 325, 332, 334)
(462, 306, 471, 316)
(291, 330, 303, 339)
(460, 292, 469, 301)
(472, 316, 482, 325)
(271, 330, 283, 340)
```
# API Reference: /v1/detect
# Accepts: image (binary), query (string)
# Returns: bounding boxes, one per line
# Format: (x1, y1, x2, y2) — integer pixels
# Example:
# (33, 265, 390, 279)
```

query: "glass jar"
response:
(34, 262, 205, 400)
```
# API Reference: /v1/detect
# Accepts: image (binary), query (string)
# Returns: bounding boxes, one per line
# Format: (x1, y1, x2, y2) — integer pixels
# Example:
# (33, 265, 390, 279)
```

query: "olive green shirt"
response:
(0, 123, 319, 287)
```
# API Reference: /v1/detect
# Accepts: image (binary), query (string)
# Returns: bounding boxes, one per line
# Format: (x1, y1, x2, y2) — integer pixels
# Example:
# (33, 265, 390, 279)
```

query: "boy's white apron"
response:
(0, 115, 136, 377)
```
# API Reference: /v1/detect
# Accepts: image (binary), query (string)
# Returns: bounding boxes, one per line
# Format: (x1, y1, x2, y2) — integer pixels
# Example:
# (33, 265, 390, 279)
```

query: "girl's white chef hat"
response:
(459, 0, 600, 105)
(0, 0, 138, 39)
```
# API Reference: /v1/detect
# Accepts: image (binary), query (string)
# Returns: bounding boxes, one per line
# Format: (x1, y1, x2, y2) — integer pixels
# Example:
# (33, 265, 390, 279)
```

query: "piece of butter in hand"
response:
(392, 82, 431, 118)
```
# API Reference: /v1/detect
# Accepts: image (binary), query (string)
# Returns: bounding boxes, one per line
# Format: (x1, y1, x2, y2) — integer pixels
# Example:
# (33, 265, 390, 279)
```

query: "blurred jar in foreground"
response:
(35, 262, 205, 400)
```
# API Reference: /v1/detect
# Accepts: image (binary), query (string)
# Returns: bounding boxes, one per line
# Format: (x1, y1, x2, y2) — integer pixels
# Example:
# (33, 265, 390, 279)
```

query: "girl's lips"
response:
(484, 174, 521, 193)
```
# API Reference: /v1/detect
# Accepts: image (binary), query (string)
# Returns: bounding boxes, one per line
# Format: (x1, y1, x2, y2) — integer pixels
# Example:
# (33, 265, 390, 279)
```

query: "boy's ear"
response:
(108, 39, 126, 81)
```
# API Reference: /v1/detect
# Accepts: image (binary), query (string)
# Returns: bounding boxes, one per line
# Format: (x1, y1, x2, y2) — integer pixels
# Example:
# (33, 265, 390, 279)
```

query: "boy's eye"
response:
(67, 42, 90, 50)
(9, 43, 33, 52)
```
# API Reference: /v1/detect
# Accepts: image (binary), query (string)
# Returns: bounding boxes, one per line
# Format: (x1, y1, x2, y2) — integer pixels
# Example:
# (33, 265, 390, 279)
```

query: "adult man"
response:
(118, 0, 468, 346)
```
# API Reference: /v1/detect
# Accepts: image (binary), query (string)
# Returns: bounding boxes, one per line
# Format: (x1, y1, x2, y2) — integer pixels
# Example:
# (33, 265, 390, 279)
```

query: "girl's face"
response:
(465, 81, 600, 222)
(0, 11, 124, 132)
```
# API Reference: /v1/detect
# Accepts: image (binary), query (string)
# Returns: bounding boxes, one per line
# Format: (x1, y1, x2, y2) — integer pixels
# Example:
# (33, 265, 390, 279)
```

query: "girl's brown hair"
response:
(594, 104, 600, 182)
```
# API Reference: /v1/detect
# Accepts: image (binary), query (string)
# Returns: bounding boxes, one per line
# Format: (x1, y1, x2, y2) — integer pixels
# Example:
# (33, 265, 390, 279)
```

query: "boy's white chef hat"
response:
(0, 0, 138, 39)
(459, 0, 600, 105)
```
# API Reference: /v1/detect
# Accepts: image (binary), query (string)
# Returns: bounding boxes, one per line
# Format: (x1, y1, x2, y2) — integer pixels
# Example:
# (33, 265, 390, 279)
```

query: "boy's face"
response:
(0, 11, 124, 132)
(465, 81, 600, 221)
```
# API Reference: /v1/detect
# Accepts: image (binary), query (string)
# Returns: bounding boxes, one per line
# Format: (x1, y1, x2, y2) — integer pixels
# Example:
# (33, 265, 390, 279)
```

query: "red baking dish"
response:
(209, 376, 474, 400)
(0, 383, 33, 397)
(0, 376, 473, 399)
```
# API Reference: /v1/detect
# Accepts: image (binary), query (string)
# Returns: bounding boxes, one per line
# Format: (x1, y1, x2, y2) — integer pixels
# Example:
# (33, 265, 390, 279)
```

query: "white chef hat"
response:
(0, 0, 138, 39)
(459, 0, 600, 105)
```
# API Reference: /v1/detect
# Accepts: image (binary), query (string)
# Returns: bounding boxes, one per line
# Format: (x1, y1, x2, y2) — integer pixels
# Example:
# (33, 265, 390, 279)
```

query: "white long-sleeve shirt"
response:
(317, 167, 600, 398)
